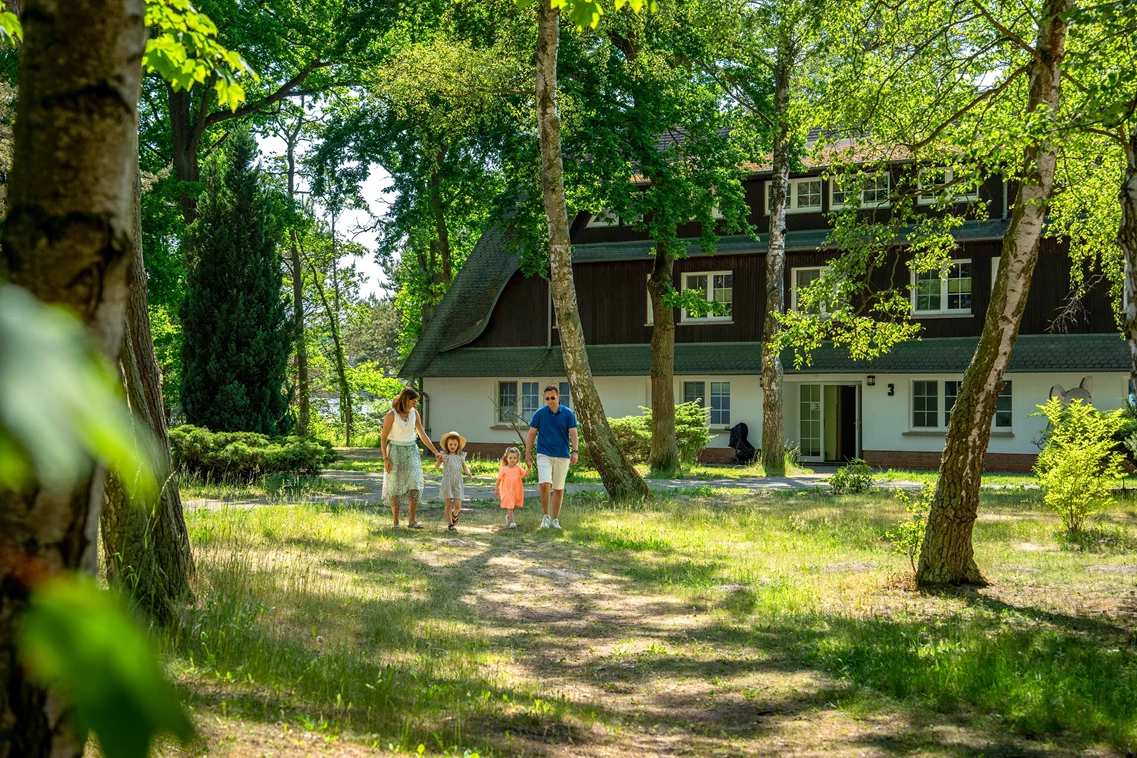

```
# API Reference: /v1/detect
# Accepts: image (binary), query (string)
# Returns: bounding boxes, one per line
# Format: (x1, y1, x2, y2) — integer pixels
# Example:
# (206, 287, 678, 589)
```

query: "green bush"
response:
(575, 402, 713, 467)
(1034, 398, 1126, 533)
(170, 424, 337, 481)
(830, 458, 874, 494)
(886, 484, 931, 573)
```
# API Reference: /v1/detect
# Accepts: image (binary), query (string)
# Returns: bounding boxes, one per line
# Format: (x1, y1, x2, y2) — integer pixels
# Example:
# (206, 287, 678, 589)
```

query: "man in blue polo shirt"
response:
(525, 384, 578, 530)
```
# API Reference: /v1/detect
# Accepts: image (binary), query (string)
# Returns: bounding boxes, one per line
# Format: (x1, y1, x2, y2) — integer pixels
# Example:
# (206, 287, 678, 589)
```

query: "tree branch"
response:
(970, 0, 1039, 60)
(204, 59, 330, 129)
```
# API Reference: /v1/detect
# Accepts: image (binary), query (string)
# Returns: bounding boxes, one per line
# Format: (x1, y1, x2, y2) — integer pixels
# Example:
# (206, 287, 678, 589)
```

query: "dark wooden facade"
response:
(465, 169, 1114, 352)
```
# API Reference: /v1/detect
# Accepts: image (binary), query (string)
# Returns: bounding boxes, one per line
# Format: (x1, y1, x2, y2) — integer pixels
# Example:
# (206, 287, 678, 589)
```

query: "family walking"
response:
(380, 385, 579, 530)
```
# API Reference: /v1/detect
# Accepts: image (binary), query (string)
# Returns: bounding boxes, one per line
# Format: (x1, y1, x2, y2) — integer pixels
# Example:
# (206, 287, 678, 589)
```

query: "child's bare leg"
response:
(408, 490, 419, 525)
(390, 495, 401, 526)
(506, 507, 515, 525)
(444, 499, 453, 526)
(453, 499, 462, 518)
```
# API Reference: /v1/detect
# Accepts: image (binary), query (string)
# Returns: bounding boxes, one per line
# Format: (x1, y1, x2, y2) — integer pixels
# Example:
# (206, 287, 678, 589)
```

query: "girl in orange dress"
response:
(495, 446, 528, 529)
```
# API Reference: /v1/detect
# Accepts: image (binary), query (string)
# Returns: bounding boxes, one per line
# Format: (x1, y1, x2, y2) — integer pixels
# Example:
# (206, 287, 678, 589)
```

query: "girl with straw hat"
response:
(437, 431, 471, 531)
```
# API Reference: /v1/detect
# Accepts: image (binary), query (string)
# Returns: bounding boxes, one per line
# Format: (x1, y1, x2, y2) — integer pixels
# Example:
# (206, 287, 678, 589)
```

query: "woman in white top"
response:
(381, 388, 443, 528)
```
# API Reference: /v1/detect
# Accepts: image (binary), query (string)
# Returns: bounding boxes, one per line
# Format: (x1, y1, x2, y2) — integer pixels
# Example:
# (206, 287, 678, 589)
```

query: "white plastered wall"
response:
(422, 374, 764, 449)
(785, 370, 1128, 457)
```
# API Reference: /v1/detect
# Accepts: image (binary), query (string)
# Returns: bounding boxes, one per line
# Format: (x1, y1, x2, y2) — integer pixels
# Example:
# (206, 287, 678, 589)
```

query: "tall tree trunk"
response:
(101, 150, 195, 628)
(168, 87, 205, 225)
(535, 0, 651, 501)
(306, 256, 353, 446)
(916, 0, 1071, 587)
(0, 1, 146, 755)
(285, 118, 310, 435)
(428, 150, 453, 285)
(760, 52, 792, 477)
(648, 242, 680, 472)
(1121, 124, 1137, 395)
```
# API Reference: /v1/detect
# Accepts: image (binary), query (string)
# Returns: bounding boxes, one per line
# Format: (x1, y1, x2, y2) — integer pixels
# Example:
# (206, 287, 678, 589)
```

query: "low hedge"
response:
(170, 424, 337, 481)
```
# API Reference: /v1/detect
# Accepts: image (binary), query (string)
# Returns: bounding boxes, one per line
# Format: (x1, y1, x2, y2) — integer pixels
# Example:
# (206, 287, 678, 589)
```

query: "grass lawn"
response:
(159, 485, 1137, 756)
(876, 468, 1137, 489)
(179, 473, 369, 501)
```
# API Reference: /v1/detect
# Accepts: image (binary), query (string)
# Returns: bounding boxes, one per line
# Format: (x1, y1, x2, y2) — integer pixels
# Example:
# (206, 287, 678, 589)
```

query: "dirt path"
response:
(438, 513, 1089, 757)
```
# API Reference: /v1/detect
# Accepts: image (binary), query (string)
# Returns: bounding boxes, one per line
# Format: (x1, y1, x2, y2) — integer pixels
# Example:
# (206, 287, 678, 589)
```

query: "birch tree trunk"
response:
(648, 243, 680, 473)
(760, 54, 792, 477)
(0, 1, 146, 755)
(535, 0, 651, 501)
(915, 0, 1071, 587)
(1121, 125, 1137, 395)
(101, 152, 195, 628)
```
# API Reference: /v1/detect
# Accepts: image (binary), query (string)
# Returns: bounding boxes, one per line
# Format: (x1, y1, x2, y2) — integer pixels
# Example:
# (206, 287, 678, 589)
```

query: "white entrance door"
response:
(799, 384, 823, 461)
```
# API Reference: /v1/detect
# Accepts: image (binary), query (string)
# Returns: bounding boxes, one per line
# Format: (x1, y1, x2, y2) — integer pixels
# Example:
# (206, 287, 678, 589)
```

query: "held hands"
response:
(525, 453, 533, 469)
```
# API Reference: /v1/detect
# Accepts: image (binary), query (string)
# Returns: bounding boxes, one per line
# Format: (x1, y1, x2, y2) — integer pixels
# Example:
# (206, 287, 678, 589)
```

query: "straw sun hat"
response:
(439, 431, 467, 451)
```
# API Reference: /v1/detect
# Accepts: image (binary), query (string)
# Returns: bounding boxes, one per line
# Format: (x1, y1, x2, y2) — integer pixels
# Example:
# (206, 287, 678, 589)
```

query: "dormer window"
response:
(585, 210, 621, 228)
(764, 178, 824, 214)
(830, 173, 891, 210)
(918, 168, 979, 205)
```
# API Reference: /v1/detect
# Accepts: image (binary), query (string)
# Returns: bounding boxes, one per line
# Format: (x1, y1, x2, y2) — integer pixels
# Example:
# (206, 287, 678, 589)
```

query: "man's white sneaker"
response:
(551, 519, 562, 530)
(540, 514, 552, 529)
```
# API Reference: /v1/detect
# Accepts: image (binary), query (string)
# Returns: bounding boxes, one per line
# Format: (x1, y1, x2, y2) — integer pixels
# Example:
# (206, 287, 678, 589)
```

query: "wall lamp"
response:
(866, 375, 875, 386)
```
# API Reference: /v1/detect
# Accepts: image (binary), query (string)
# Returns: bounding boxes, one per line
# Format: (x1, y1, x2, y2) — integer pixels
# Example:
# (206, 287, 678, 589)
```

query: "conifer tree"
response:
(181, 128, 291, 434)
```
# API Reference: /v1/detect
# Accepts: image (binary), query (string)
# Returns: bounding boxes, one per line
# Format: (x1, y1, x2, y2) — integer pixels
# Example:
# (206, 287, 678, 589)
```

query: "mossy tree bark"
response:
(648, 244, 681, 473)
(101, 150, 195, 628)
(760, 52, 793, 476)
(535, 0, 651, 501)
(915, 0, 1072, 587)
(0, 1, 146, 755)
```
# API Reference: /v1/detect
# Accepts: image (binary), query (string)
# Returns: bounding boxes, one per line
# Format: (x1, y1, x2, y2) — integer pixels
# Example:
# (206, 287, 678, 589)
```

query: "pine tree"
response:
(181, 128, 291, 434)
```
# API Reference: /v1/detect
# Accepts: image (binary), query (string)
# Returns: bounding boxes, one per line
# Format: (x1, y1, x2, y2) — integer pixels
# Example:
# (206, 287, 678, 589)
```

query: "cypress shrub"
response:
(181, 128, 292, 435)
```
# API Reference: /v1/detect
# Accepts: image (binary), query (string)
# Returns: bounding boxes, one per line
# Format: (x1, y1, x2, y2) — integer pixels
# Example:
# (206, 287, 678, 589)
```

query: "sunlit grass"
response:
(168, 486, 1137, 755)
(178, 472, 367, 500)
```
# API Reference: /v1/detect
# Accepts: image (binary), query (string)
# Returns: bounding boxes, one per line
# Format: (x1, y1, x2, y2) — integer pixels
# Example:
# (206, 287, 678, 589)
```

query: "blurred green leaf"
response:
(18, 575, 194, 758)
(143, 0, 257, 110)
(0, 10, 21, 43)
(0, 284, 159, 500)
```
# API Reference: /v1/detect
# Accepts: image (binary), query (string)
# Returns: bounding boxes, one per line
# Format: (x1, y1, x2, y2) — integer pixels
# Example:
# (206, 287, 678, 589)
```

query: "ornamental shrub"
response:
(830, 458, 875, 494)
(577, 402, 713, 467)
(170, 425, 336, 481)
(1034, 397, 1126, 533)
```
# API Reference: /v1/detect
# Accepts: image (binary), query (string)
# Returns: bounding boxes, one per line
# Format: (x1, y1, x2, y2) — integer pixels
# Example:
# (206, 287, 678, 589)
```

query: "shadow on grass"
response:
(174, 494, 1137, 756)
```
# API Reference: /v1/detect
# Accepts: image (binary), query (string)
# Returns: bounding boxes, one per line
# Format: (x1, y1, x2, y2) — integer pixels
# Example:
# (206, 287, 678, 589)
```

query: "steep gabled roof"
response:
(400, 225, 520, 378)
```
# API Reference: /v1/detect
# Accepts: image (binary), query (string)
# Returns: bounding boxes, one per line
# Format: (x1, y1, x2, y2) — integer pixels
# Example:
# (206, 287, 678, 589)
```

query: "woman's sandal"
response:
(409, 521, 424, 529)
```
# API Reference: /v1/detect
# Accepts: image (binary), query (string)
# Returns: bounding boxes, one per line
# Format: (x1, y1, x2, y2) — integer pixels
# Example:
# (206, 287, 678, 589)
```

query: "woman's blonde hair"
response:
(392, 387, 419, 414)
(501, 446, 521, 465)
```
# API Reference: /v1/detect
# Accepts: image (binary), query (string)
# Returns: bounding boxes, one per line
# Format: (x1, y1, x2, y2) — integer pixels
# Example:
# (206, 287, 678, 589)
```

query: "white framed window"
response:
(497, 381, 541, 424)
(791, 265, 842, 314)
(585, 210, 620, 228)
(681, 271, 733, 322)
(764, 178, 824, 214)
(683, 381, 706, 406)
(917, 168, 980, 205)
(497, 381, 518, 423)
(912, 380, 939, 428)
(912, 259, 972, 315)
(995, 381, 1012, 428)
(558, 381, 572, 410)
(915, 378, 1012, 430)
(830, 173, 891, 210)
(710, 382, 730, 425)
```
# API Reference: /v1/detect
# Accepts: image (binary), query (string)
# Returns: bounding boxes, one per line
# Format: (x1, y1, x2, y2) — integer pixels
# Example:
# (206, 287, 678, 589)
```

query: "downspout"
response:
(1002, 179, 1009, 221)
(546, 276, 553, 349)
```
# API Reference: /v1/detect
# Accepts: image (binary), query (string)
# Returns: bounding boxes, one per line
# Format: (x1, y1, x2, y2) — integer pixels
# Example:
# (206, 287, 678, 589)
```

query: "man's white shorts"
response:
(535, 454, 570, 490)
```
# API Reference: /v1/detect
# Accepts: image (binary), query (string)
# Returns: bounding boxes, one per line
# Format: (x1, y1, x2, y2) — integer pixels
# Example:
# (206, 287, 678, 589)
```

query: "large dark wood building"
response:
(401, 162, 1126, 471)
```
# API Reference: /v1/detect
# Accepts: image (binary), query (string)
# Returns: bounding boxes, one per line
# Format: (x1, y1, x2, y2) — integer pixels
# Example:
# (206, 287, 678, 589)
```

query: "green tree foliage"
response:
(886, 485, 932, 574)
(181, 129, 291, 434)
(1035, 397, 1127, 534)
(590, 402, 712, 465)
(170, 424, 336, 480)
